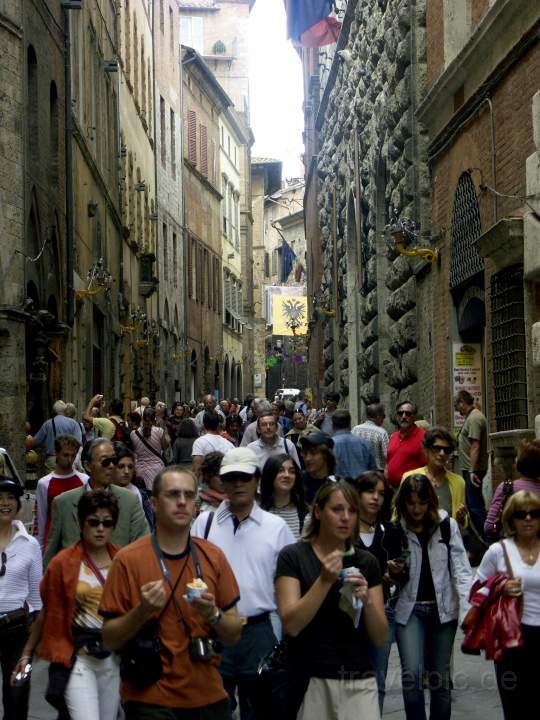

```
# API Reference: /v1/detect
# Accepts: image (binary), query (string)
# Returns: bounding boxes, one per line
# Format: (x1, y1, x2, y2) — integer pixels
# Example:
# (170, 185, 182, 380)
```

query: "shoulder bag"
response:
(135, 430, 165, 463)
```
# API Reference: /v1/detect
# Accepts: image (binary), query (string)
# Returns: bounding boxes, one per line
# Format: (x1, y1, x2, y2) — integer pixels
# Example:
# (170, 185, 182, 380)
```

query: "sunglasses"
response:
(100, 457, 119, 468)
(397, 410, 413, 417)
(0, 551, 6, 578)
(513, 509, 540, 520)
(86, 517, 115, 528)
(429, 445, 453, 455)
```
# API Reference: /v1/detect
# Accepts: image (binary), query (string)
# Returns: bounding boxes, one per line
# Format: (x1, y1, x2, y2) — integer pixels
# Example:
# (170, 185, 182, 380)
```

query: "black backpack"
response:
(111, 418, 132, 447)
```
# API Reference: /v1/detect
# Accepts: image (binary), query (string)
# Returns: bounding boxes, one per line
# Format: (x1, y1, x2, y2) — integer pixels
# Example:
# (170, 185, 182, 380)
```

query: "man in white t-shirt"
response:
(191, 412, 234, 477)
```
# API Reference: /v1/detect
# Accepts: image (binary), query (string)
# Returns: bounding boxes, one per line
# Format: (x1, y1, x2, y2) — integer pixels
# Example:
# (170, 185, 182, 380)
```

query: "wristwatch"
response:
(208, 608, 222, 626)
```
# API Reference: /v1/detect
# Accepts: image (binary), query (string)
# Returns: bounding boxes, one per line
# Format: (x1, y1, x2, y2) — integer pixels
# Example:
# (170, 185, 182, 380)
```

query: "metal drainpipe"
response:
(481, 97, 498, 223)
(64, 8, 75, 327)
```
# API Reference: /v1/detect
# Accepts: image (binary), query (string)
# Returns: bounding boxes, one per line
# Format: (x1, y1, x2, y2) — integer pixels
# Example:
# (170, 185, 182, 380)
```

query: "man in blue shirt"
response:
(31, 400, 83, 472)
(332, 409, 375, 478)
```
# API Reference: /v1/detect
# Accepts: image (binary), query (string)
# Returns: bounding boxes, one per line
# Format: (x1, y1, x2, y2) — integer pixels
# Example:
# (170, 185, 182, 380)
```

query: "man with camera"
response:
(100, 466, 242, 719)
(192, 447, 295, 720)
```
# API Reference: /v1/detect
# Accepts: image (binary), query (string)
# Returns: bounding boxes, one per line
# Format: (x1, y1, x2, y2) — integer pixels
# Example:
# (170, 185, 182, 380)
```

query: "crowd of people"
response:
(0, 388, 538, 719)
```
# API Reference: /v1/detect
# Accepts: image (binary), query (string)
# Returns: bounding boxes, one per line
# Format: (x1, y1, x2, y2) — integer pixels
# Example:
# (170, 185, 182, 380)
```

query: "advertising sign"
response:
(452, 342, 483, 428)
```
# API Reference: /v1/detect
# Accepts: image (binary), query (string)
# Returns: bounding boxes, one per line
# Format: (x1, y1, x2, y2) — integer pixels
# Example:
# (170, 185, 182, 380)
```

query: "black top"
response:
(276, 541, 381, 679)
(355, 523, 409, 603)
(415, 531, 436, 602)
(302, 471, 330, 504)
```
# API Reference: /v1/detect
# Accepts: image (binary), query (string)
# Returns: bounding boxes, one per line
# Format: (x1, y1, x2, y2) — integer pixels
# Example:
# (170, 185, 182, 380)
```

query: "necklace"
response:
(359, 517, 376, 532)
(518, 542, 540, 565)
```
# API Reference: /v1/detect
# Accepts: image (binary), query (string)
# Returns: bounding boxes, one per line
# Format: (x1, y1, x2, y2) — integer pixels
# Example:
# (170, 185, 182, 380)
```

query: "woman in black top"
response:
(171, 418, 198, 465)
(275, 480, 387, 720)
(260, 453, 308, 540)
(349, 471, 408, 713)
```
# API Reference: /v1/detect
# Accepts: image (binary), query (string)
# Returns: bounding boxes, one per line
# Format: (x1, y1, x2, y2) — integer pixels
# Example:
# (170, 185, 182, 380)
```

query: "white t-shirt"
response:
(191, 434, 234, 457)
(476, 538, 540, 626)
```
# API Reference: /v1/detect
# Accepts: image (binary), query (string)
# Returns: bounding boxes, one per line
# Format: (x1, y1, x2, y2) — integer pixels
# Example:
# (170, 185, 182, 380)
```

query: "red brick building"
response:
(417, 0, 540, 471)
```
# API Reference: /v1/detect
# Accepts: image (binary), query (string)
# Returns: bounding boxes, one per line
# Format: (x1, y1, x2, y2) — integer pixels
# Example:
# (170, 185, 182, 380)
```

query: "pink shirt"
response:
(484, 478, 540, 535)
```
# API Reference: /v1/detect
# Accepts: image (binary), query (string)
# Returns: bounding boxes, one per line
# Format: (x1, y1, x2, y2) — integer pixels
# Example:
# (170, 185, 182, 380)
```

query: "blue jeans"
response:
(462, 469, 486, 538)
(369, 602, 396, 713)
(396, 603, 457, 720)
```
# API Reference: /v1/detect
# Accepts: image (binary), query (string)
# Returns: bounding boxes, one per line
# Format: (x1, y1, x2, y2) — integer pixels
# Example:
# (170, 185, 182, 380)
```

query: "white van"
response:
(275, 388, 301, 400)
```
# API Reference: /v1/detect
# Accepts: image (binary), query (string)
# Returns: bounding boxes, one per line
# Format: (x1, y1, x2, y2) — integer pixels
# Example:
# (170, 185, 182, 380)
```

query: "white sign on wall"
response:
(452, 342, 483, 428)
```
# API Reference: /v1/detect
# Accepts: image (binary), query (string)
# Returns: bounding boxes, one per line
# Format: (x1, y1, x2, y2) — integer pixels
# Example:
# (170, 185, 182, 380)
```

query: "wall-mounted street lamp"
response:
(385, 216, 439, 263)
(75, 258, 112, 299)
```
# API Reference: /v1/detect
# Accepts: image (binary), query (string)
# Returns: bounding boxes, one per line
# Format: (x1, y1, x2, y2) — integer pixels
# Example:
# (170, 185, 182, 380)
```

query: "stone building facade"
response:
(303, 0, 432, 424)
(154, 0, 185, 403)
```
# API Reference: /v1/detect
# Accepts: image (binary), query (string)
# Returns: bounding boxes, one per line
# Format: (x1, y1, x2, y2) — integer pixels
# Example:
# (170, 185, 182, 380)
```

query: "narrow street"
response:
(15, 630, 503, 720)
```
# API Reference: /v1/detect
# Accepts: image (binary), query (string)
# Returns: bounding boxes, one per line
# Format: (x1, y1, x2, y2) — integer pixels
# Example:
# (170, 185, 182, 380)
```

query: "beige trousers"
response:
(297, 676, 380, 720)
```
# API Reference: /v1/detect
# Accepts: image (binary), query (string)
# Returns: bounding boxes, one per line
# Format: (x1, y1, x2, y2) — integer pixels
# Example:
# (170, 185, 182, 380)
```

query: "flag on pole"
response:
(281, 240, 297, 282)
(284, 0, 341, 48)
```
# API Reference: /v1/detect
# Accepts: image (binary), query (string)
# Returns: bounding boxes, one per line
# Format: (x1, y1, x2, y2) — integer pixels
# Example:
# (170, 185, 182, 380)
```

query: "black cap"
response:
(299, 431, 334, 449)
(0, 478, 24, 497)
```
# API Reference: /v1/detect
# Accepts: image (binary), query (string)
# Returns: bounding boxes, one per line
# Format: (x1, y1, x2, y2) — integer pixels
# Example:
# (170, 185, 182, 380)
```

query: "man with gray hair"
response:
(240, 399, 283, 446)
(352, 402, 389, 471)
(44, 437, 149, 565)
(31, 400, 83, 473)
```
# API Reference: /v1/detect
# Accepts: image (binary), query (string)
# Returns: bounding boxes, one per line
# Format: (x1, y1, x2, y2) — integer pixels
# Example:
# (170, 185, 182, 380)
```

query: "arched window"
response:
(27, 46, 38, 161)
(450, 172, 484, 290)
(49, 81, 59, 187)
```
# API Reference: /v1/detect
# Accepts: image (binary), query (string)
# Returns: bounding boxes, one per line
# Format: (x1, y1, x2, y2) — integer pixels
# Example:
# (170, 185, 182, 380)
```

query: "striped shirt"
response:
(269, 505, 302, 540)
(351, 420, 389, 470)
(0, 520, 43, 613)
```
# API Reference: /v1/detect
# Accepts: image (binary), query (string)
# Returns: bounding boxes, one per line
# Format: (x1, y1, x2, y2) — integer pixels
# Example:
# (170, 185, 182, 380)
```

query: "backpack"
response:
(110, 417, 132, 447)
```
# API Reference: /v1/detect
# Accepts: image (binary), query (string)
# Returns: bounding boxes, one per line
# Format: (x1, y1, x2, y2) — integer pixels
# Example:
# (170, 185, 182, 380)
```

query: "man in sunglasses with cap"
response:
(192, 448, 295, 720)
(44, 438, 149, 566)
(386, 400, 427, 492)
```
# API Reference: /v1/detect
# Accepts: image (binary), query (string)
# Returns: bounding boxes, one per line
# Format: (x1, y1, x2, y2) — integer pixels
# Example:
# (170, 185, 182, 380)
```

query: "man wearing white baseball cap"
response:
(192, 447, 295, 720)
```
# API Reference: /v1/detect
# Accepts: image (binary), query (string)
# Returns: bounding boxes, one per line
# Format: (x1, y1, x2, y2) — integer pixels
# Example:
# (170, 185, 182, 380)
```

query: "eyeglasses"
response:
(162, 489, 197, 502)
(0, 551, 6, 577)
(397, 410, 413, 417)
(86, 517, 115, 528)
(429, 445, 453, 455)
(513, 509, 540, 520)
(100, 457, 119, 468)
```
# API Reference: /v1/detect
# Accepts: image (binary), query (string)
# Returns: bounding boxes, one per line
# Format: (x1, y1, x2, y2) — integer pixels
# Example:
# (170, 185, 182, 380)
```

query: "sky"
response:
(248, 0, 305, 179)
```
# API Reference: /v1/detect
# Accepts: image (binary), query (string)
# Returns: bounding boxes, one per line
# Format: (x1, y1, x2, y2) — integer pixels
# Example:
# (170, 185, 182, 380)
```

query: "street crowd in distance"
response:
(1, 389, 539, 720)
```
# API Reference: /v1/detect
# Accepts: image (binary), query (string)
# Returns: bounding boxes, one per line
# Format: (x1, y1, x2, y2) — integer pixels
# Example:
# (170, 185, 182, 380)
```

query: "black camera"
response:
(188, 637, 222, 662)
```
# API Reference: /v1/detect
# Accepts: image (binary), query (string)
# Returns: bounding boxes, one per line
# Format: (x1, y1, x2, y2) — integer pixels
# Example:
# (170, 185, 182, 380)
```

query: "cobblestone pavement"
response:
(10, 629, 504, 719)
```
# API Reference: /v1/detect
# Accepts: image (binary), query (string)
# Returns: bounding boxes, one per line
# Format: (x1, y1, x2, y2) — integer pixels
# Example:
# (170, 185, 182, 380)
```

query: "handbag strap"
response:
(136, 430, 165, 462)
(83, 551, 108, 586)
(501, 540, 515, 579)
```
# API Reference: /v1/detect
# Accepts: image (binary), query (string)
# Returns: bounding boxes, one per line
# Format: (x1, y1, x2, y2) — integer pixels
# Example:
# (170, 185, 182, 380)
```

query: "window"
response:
(180, 16, 204, 54)
(169, 7, 174, 54)
(160, 0, 164, 33)
(49, 82, 59, 187)
(187, 109, 197, 164)
(264, 252, 270, 278)
(200, 124, 208, 177)
(170, 109, 176, 176)
(172, 232, 178, 287)
(160, 97, 166, 166)
(163, 224, 168, 282)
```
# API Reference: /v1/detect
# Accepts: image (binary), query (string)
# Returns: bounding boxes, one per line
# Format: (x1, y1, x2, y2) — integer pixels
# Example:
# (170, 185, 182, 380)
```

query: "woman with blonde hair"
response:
(275, 480, 388, 720)
(475, 490, 540, 718)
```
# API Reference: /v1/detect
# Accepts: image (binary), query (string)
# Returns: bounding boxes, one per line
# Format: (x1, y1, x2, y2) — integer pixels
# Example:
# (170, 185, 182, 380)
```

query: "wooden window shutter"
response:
(187, 236, 193, 298)
(211, 139, 216, 184)
(200, 125, 208, 177)
(188, 110, 197, 165)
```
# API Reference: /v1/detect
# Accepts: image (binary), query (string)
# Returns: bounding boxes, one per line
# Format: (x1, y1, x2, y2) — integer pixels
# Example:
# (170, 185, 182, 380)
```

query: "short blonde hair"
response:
(502, 490, 540, 537)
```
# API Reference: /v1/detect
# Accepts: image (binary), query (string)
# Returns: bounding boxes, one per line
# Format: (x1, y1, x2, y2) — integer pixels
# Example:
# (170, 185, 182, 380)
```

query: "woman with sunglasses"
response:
(275, 480, 388, 720)
(260, 453, 308, 540)
(0, 477, 42, 720)
(16, 490, 120, 720)
(475, 490, 540, 718)
(393, 474, 473, 720)
(402, 427, 467, 526)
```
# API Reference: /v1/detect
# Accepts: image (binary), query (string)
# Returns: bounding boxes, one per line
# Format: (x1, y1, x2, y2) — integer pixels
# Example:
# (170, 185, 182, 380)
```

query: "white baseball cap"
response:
(219, 447, 259, 476)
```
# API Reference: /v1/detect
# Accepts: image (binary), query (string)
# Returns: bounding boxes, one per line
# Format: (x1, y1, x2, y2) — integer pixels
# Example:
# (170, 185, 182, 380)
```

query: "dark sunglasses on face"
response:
(397, 410, 413, 417)
(0, 551, 6, 577)
(86, 517, 115, 528)
(513, 509, 540, 520)
(100, 457, 119, 468)
(429, 445, 453, 455)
